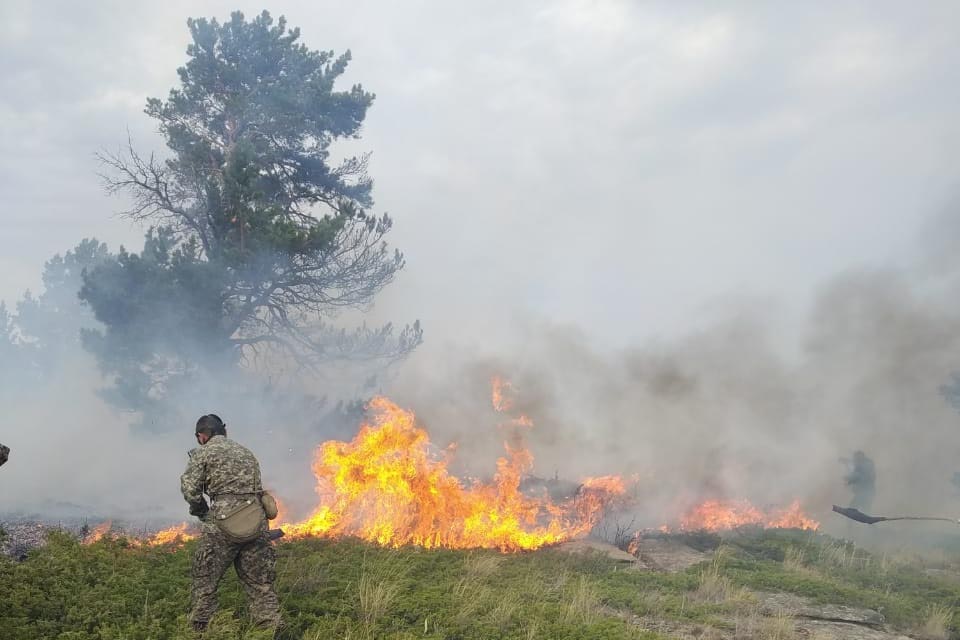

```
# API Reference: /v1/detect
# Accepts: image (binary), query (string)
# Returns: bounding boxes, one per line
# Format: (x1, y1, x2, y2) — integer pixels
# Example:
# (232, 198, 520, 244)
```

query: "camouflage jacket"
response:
(180, 435, 265, 533)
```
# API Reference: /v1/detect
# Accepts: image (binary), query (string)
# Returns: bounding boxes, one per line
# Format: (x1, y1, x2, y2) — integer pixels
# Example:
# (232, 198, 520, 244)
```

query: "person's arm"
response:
(180, 449, 209, 518)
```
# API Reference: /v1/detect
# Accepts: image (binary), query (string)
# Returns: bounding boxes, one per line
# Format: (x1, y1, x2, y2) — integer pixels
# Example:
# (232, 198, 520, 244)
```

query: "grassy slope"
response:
(1, 529, 959, 639)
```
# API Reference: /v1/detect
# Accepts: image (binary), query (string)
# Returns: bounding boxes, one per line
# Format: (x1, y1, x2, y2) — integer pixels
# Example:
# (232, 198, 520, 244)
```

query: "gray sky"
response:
(2, 0, 960, 348)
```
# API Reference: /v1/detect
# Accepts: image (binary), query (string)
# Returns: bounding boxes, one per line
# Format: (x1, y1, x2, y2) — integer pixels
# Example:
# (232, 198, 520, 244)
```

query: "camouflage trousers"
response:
(191, 530, 281, 628)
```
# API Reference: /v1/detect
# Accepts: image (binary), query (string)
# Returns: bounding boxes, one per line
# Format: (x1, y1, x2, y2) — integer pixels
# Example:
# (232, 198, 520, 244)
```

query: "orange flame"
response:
(764, 500, 820, 530)
(675, 499, 819, 532)
(512, 414, 534, 428)
(581, 475, 627, 494)
(573, 476, 629, 525)
(281, 396, 624, 551)
(142, 523, 196, 546)
(82, 520, 197, 547)
(83, 520, 112, 544)
(491, 376, 514, 413)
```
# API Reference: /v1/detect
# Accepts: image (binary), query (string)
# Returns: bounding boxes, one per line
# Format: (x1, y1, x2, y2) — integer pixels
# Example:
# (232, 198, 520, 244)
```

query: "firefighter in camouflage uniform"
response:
(181, 414, 281, 634)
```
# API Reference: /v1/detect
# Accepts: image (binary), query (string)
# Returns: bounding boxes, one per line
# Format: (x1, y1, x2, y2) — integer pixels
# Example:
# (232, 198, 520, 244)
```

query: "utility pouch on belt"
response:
(260, 492, 279, 520)
(215, 497, 266, 543)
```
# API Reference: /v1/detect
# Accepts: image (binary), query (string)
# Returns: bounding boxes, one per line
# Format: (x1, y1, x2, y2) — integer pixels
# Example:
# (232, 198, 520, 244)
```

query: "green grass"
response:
(716, 529, 960, 632)
(2, 529, 960, 639)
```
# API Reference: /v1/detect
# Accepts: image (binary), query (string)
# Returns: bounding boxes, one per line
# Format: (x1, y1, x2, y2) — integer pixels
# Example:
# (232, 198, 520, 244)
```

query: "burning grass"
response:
(73, 381, 821, 558)
(80, 521, 197, 548)
(279, 395, 626, 551)
(273, 390, 819, 553)
(268, 379, 821, 553)
(63, 420, 820, 562)
(672, 499, 820, 533)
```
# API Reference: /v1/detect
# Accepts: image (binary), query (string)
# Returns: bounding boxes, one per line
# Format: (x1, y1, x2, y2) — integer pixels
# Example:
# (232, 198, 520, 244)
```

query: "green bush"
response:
(3, 529, 959, 639)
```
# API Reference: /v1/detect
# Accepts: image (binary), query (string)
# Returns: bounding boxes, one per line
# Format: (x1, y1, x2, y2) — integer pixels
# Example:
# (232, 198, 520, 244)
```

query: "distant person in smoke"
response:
(0, 442, 8, 466)
(951, 472, 960, 494)
(843, 450, 876, 513)
(181, 414, 281, 635)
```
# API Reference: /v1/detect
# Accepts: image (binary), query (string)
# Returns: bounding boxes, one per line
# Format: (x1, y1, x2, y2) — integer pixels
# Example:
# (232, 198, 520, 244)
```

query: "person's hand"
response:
(189, 499, 209, 518)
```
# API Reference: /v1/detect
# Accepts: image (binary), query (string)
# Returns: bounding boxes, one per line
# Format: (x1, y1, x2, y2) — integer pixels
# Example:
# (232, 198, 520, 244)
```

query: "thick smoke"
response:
(382, 248, 960, 538)
(0, 248, 381, 523)
(4, 212, 960, 546)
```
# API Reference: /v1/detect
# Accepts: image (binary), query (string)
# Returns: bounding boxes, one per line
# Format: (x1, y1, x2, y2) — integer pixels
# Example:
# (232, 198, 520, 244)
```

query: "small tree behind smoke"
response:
(939, 372, 960, 413)
(0, 302, 34, 390)
(0, 239, 109, 394)
(81, 10, 421, 421)
(17, 239, 109, 373)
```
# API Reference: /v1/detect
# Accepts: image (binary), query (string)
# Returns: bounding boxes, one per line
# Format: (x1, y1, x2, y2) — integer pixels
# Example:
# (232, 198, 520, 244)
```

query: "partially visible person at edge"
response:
(0, 443, 9, 466)
(844, 450, 876, 513)
(180, 414, 281, 634)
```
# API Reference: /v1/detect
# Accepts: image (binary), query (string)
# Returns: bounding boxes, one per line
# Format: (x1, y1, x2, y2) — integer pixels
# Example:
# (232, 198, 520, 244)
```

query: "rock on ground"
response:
(631, 536, 708, 572)
(556, 539, 639, 564)
(757, 591, 886, 626)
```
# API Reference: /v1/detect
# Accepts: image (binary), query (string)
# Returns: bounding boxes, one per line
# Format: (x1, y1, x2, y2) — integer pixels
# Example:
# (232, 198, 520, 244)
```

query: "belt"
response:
(211, 491, 262, 500)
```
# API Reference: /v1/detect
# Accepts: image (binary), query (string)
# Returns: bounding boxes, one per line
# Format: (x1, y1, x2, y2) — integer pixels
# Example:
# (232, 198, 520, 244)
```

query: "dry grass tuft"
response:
(759, 610, 797, 640)
(455, 552, 503, 597)
(817, 540, 872, 571)
(357, 570, 401, 626)
(782, 546, 805, 572)
(561, 575, 601, 625)
(463, 551, 503, 578)
(354, 553, 409, 638)
(488, 589, 522, 631)
(695, 570, 733, 604)
(915, 604, 953, 640)
(693, 545, 751, 606)
(453, 551, 511, 627)
(521, 619, 540, 640)
(733, 608, 796, 640)
(782, 545, 822, 579)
